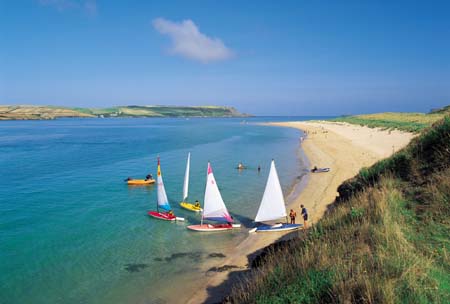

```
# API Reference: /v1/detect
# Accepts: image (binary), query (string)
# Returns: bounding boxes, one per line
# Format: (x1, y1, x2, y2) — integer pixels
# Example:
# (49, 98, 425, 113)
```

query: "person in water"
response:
(194, 200, 200, 208)
(289, 209, 297, 224)
(257, 165, 261, 173)
(301, 204, 308, 229)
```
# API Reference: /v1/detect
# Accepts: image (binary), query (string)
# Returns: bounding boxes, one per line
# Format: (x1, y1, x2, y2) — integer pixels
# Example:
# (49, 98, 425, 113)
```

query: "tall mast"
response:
(182, 153, 190, 201)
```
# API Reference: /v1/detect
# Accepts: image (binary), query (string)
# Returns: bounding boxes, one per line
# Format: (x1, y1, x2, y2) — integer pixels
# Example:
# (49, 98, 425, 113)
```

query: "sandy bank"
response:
(187, 121, 415, 304)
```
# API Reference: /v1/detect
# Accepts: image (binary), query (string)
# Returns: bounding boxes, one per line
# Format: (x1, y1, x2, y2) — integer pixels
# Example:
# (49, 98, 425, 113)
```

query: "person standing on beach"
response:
(300, 204, 308, 228)
(289, 209, 296, 224)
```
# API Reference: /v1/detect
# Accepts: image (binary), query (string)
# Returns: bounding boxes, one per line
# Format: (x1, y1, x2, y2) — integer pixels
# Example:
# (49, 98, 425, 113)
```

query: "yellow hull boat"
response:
(180, 201, 202, 212)
(126, 179, 155, 185)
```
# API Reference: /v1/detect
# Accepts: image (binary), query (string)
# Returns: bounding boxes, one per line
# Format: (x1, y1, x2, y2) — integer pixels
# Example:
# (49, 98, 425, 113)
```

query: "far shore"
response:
(186, 121, 415, 304)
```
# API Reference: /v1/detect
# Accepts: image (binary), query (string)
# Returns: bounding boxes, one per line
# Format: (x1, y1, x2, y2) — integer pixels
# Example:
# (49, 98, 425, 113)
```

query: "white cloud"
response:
(38, 0, 96, 15)
(153, 18, 233, 63)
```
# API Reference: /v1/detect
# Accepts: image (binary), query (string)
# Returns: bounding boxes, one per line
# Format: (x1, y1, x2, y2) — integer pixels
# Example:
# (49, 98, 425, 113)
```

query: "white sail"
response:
(254, 160, 287, 222)
(157, 158, 171, 211)
(182, 153, 190, 201)
(203, 162, 233, 222)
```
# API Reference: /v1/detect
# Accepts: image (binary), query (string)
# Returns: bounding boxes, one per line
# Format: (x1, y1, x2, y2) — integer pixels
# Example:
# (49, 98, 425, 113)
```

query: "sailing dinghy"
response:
(249, 160, 301, 233)
(148, 157, 184, 221)
(187, 162, 240, 232)
(179, 153, 202, 212)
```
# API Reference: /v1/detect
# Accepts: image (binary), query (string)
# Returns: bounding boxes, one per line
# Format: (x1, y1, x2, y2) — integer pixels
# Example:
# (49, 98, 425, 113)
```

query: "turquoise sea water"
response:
(0, 117, 314, 304)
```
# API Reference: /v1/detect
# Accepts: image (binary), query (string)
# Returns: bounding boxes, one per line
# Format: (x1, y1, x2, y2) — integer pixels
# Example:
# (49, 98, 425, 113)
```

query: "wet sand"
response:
(186, 121, 415, 303)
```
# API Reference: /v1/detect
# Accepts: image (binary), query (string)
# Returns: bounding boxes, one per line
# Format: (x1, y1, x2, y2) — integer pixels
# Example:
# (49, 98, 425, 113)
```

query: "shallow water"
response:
(0, 117, 318, 303)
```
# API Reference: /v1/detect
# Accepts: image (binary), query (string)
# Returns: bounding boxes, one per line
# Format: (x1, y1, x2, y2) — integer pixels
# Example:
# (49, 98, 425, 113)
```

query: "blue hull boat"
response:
(254, 223, 301, 232)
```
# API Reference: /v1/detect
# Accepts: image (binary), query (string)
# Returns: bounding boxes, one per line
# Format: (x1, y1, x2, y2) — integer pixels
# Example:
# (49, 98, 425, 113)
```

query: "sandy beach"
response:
(187, 121, 415, 304)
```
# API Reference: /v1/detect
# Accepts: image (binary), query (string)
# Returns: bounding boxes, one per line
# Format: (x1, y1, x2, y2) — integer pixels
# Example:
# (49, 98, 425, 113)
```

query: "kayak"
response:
(127, 179, 155, 185)
(187, 223, 240, 232)
(311, 168, 330, 173)
(180, 201, 202, 212)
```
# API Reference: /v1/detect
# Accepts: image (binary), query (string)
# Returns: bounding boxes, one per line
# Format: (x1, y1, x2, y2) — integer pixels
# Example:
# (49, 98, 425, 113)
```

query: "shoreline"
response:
(186, 121, 415, 304)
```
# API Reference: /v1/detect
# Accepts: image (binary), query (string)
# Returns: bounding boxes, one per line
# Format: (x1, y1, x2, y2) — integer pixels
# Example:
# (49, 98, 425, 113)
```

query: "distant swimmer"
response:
(257, 165, 261, 173)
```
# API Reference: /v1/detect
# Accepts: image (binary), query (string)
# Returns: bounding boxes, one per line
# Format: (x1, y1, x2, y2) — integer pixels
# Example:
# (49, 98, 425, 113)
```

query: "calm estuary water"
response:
(0, 117, 316, 303)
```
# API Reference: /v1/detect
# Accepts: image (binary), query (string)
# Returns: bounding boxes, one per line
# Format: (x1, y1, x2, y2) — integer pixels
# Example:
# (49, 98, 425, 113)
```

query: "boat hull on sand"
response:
(311, 168, 330, 173)
(187, 223, 240, 232)
(180, 202, 202, 212)
(127, 179, 155, 185)
(148, 211, 176, 221)
(250, 223, 301, 233)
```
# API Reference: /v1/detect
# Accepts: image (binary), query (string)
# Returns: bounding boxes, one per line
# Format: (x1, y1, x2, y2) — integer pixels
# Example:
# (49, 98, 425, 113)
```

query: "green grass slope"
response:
(228, 116, 450, 303)
(76, 105, 247, 117)
(0, 105, 95, 120)
(331, 106, 449, 132)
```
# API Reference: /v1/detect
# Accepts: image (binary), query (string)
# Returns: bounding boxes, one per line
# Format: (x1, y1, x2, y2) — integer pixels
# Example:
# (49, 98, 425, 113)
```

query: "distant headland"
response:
(0, 105, 250, 120)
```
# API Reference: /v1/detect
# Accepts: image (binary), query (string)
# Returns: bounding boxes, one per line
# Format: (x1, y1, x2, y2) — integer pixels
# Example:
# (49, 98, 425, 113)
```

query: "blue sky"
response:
(1, 0, 449, 115)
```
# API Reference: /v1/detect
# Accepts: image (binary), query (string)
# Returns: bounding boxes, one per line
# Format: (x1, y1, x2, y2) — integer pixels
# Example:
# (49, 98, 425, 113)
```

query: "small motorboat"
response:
(311, 167, 330, 173)
(126, 179, 155, 185)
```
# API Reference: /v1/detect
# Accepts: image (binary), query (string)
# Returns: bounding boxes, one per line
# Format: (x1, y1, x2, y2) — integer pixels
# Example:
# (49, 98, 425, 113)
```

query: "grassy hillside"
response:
(228, 116, 450, 303)
(88, 105, 245, 117)
(430, 105, 450, 114)
(0, 105, 95, 120)
(0, 105, 248, 120)
(331, 106, 449, 132)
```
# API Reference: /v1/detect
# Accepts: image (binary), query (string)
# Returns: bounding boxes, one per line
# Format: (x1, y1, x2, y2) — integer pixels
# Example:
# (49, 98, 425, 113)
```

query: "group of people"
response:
(289, 204, 308, 228)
